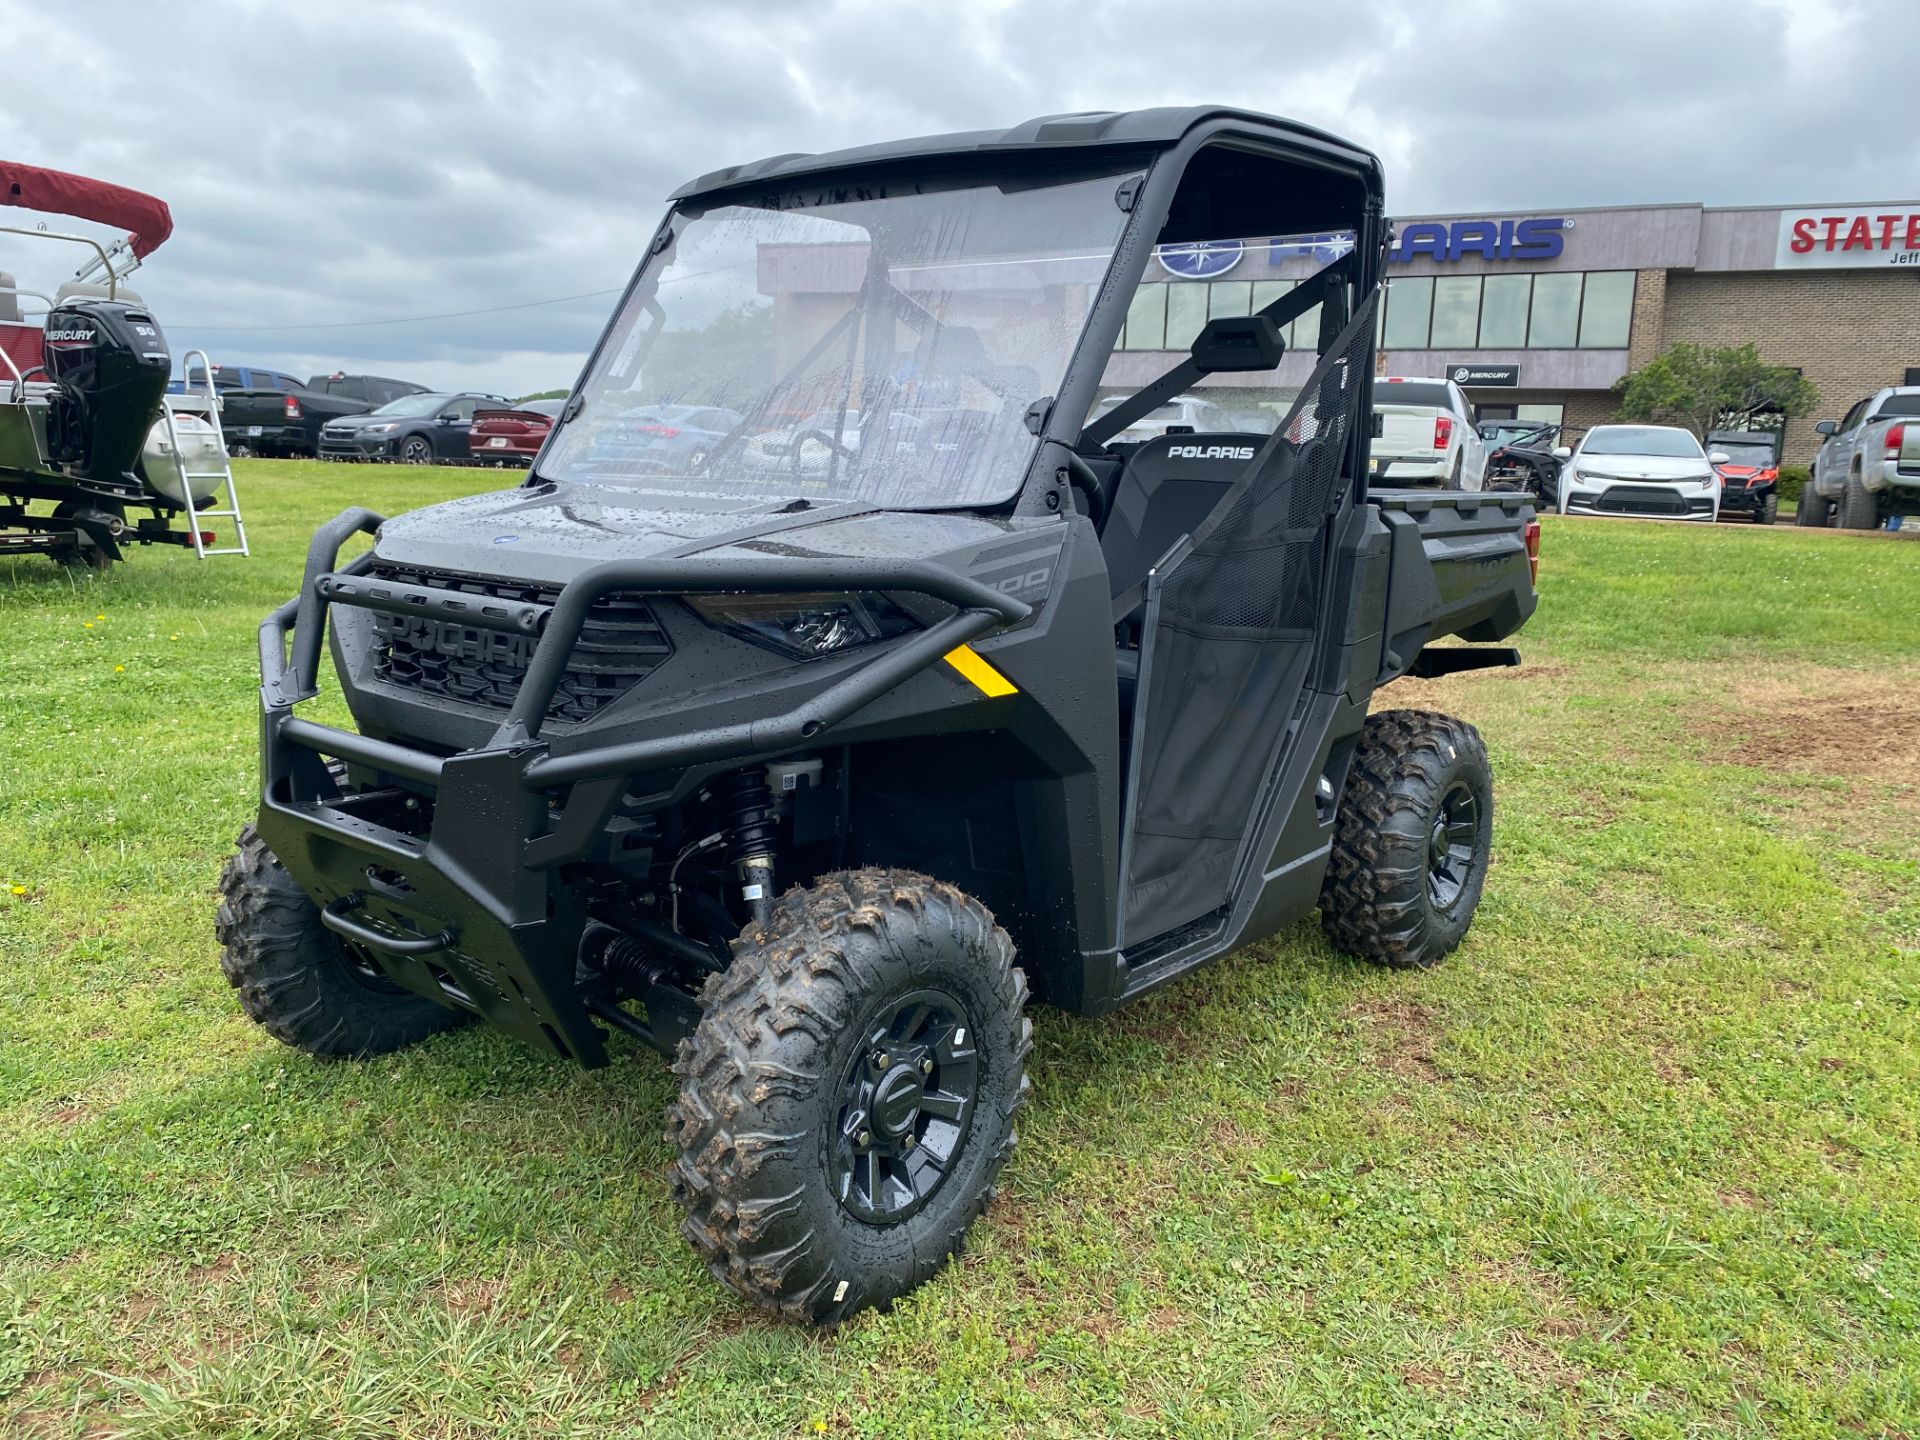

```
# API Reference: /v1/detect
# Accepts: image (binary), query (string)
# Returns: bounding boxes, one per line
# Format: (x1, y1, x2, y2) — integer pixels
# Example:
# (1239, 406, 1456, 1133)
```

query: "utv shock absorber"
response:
(720, 768, 778, 930)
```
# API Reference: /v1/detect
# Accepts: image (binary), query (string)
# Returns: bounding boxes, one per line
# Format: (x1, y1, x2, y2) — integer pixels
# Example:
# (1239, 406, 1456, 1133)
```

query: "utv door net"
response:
(1119, 292, 1378, 945)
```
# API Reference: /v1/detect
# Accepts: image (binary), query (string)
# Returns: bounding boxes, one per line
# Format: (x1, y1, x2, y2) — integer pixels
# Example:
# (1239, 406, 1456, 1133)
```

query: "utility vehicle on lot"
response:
(0, 162, 246, 567)
(1705, 429, 1780, 524)
(218, 107, 1539, 1323)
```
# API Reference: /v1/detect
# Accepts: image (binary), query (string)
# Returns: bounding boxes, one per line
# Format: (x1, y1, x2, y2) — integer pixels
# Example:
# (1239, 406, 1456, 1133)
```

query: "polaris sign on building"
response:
(1390, 217, 1567, 264)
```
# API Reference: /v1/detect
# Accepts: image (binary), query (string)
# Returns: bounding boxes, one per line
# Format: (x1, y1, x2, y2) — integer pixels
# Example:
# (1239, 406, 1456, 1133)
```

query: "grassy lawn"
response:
(3, 462, 1917, 1438)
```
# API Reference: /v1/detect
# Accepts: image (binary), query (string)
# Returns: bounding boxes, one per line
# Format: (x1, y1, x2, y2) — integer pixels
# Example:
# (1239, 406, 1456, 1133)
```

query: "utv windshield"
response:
(541, 163, 1142, 509)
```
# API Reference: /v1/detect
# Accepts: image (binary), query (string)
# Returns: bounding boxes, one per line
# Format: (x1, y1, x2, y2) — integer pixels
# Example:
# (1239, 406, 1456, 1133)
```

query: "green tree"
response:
(514, 388, 570, 404)
(1612, 343, 1819, 438)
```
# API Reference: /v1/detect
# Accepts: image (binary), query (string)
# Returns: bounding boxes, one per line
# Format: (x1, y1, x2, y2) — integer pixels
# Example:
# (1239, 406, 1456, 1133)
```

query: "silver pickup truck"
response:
(1800, 385, 1920, 530)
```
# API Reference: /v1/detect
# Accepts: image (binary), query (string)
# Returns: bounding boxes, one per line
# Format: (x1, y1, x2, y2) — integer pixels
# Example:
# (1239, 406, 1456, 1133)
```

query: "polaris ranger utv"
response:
(219, 107, 1539, 1323)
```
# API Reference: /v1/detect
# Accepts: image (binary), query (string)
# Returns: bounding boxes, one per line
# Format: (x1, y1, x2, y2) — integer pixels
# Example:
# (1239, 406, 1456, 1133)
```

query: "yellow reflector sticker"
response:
(943, 644, 1018, 698)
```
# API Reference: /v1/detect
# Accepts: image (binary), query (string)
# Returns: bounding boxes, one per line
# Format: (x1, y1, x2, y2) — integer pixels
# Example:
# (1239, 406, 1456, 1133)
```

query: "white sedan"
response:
(1555, 424, 1728, 522)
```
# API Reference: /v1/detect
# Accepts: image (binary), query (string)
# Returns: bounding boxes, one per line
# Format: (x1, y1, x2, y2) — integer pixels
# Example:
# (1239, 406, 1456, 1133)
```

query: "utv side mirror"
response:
(1708, 451, 1730, 465)
(1814, 420, 1837, 435)
(1552, 445, 1572, 459)
(1190, 315, 1285, 374)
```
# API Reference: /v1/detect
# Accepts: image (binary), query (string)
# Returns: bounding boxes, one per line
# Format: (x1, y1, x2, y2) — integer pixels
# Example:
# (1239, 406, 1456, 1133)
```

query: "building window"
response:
(1165, 284, 1209, 351)
(1517, 403, 1564, 426)
(1527, 273, 1582, 348)
(1117, 269, 1637, 354)
(1577, 270, 1634, 348)
(1383, 276, 1434, 349)
(1209, 280, 1252, 323)
(1122, 284, 1166, 350)
(1479, 275, 1531, 348)
(1429, 276, 1482, 348)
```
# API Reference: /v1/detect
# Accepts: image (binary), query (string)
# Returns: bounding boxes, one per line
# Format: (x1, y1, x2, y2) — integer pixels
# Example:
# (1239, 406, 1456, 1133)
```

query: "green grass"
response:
(3, 463, 1917, 1438)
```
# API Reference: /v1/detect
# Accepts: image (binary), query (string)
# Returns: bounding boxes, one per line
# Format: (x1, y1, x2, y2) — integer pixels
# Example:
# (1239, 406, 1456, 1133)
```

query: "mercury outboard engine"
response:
(42, 297, 170, 490)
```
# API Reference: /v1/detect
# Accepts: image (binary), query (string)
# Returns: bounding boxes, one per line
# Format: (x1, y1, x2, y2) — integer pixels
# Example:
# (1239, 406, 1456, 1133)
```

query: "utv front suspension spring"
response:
(719, 769, 778, 929)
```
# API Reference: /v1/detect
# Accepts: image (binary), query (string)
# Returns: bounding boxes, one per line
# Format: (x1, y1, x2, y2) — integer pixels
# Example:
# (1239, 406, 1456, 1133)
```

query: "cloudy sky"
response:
(6, 0, 1910, 398)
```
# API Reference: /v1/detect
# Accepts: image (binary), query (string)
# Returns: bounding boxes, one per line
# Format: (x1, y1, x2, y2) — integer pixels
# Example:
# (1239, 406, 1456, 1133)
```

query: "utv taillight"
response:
(1524, 519, 1541, 585)
(1887, 423, 1906, 459)
(1433, 415, 1452, 450)
(284, 395, 302, 420)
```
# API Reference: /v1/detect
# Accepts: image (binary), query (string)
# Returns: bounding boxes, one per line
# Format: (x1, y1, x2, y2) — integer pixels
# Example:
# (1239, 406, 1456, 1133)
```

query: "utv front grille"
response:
(363, 564, 673, 725)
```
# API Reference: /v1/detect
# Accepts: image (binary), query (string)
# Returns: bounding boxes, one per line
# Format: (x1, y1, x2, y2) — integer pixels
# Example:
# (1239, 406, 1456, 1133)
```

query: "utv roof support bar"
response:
(501, 557, 1031, 743)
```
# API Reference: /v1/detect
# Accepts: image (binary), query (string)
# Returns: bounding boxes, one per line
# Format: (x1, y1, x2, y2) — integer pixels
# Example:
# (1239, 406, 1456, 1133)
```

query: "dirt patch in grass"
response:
(1696, 667, 1920, 788)
(1349, 995, 1442, 1081)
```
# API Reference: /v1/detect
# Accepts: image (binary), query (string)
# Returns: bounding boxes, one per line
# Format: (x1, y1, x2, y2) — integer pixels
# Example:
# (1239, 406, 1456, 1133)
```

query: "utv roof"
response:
(670, 107, 1383, 204)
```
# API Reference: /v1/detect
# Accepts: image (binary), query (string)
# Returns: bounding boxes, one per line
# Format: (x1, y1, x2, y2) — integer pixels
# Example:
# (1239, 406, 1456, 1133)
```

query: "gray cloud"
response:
(5, 0, 1911, 396)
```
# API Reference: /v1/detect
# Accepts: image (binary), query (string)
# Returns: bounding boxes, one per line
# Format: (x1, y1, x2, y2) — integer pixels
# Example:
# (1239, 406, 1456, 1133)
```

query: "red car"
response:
(470, 398, 566, 465)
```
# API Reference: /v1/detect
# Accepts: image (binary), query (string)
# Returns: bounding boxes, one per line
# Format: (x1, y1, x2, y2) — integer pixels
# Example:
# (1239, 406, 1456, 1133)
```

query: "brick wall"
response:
(1660, 270, 1920, 464)
(1626, 268, 1667, 370)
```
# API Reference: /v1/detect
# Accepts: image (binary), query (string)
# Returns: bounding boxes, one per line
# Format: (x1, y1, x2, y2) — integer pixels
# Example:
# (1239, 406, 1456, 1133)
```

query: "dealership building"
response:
(1110, 199, 1920, 464)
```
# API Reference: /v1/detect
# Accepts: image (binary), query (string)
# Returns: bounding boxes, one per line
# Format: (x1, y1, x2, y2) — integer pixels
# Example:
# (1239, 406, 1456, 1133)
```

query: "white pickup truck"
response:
(1801, 385, 1920, 530)
(1369, 376, 1486, 489)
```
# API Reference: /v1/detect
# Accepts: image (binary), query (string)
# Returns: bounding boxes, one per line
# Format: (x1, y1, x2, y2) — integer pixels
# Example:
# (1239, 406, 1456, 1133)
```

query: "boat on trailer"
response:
(0, 161, 247, 570)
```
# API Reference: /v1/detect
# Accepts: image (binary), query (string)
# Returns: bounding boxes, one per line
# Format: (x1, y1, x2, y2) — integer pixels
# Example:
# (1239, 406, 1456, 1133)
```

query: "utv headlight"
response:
(688, 592, 920, 660)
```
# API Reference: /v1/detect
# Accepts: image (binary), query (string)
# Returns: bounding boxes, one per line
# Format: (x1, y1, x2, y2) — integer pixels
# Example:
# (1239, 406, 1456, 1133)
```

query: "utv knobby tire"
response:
(1320, 710, 1493, 970)
(1840, 468, 1879, 531)
(215, 824, 467, 1058)
(1756, 493, 1778, 525)
(668, 869, 1031, 1324)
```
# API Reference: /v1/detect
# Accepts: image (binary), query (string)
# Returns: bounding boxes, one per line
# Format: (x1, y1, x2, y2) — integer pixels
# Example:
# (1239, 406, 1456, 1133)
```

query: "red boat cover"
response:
(0, 162, 173, 257)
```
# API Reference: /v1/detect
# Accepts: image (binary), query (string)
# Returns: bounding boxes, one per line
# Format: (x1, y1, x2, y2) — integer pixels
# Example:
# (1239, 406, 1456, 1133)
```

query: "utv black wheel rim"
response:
(833, 989, 979, 1225)
(1428, 781, 1479, 909)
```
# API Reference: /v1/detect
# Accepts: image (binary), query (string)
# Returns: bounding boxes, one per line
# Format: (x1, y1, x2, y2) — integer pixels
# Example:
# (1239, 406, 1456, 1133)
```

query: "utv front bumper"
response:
(252, 507, 1028, 1067)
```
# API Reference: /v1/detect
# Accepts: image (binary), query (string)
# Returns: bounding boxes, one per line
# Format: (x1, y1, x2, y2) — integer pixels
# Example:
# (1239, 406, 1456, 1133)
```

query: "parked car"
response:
(1370, 376, 1486, 489)
(167, 362, 303, 396)
(318, 392, 509, 463)
(1089, 392, 1235, 447)
(470, 398, 568, 465)
(1555, 424, 1723, 521)
(601, 402, 744, 470)
(1705, 429, 1781, 524)
(219, 373, 434, 457)
(1801, 386, 1920, 530)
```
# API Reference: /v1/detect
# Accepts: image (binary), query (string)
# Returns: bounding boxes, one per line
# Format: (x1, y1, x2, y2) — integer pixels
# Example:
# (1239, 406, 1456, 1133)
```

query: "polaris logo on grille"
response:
(410, 620, 534, 667)
(1168, 444, 1256, 461)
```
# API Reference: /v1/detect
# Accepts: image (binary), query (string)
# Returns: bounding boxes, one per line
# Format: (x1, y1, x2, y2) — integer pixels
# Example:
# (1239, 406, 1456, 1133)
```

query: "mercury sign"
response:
(1776, 206, 1920, 268)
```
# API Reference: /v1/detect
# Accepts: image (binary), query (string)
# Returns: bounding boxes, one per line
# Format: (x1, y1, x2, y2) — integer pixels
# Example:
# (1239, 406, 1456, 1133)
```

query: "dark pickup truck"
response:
(220, 372, 428, 457)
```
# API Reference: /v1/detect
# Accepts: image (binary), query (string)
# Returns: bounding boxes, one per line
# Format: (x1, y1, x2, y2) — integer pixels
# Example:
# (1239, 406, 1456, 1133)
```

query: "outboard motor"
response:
(42, 297, 170, 488)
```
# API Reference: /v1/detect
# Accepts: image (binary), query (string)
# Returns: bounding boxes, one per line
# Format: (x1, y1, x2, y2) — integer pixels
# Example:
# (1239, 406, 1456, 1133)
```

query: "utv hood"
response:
(368, 479, 1015, 585)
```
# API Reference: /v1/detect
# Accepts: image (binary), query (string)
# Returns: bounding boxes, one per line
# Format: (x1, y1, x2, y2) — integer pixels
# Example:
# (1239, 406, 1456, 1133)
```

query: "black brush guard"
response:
(255, 507, 1029, 1067)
